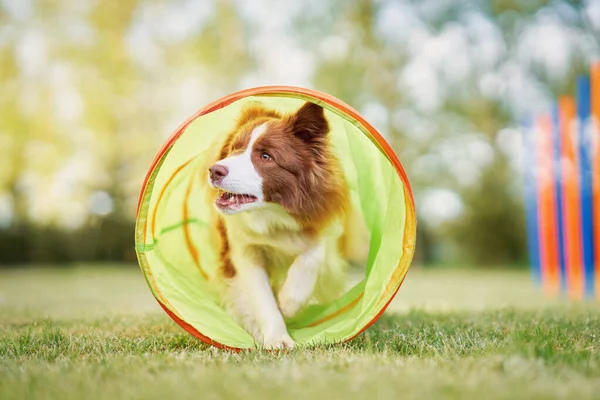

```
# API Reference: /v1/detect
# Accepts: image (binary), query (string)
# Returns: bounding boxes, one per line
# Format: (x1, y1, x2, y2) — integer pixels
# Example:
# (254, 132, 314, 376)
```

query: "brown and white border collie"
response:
(205, 101, 367, 349)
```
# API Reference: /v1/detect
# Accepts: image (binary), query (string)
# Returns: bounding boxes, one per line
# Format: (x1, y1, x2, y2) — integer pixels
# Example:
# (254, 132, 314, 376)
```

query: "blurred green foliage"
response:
(0, 0, 597, 266)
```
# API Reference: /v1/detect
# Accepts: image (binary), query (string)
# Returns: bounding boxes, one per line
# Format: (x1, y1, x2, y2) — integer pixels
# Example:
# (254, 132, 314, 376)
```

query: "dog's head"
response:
(208, 101, 334, 216)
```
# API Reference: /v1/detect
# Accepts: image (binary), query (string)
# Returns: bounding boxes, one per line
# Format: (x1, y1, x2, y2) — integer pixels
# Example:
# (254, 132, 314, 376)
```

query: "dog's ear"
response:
(289, 102, 329, 143)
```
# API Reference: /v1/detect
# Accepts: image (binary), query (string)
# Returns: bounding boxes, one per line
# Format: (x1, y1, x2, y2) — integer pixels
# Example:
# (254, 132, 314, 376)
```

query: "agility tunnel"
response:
(523, 61, 600, 299)
(135, 87, 417, 350)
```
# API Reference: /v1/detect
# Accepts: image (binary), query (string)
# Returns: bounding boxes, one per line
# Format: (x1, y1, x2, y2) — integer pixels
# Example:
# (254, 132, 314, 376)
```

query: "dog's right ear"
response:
(289, 102, 329, 144)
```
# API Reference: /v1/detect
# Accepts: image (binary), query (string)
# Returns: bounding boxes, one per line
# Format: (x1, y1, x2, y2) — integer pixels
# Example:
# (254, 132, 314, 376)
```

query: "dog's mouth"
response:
(215, 190, 258, 211)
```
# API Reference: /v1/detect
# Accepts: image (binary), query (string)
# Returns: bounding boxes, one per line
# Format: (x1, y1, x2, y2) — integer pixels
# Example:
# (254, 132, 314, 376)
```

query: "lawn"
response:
(1, 266, 599, 400)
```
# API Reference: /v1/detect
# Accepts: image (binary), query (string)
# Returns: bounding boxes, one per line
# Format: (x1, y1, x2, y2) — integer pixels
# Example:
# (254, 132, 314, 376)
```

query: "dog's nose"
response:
(209, 164, 229, 184)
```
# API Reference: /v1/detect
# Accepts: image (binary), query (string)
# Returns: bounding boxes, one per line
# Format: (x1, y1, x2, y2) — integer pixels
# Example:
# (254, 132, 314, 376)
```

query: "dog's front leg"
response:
(278, 242, 325, 318)
(227, 256, 295, 349)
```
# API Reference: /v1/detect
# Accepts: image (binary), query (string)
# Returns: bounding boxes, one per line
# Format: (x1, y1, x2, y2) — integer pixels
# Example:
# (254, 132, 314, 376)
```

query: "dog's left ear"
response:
(290, 102, 329, 143)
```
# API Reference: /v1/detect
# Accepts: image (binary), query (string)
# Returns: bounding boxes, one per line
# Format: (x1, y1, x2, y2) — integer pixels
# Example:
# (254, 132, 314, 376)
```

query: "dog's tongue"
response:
(216, 192, 257, 208)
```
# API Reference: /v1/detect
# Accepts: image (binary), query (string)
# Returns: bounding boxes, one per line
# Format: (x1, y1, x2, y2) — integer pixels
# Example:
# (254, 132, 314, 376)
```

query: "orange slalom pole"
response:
(536, 114, 561, 295)
(559, 97, 584, 299)
(591, 62, 600, 300)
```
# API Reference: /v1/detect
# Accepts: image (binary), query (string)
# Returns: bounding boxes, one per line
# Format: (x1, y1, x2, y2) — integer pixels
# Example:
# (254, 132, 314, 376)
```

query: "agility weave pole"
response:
(523, 62, 600, 299)
(135, 87, 417, 350)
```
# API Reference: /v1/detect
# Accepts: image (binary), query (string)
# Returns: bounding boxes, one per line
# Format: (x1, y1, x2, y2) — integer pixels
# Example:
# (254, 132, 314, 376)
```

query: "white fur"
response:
(210, 123, 349, 349)
(209, 123, 267, 214)
(278, 242, 325, 318)
(218, 209, 348, 349)
(222, 247, 294, 349)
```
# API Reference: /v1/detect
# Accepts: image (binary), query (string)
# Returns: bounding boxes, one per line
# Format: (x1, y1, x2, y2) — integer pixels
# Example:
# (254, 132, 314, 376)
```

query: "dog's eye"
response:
(261, 152, 272, 161)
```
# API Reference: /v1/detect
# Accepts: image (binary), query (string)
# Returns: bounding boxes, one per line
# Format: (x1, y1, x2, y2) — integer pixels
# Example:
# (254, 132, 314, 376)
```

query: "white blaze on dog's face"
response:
(208, 101, 334, 216)
(208, 123, 267, 215)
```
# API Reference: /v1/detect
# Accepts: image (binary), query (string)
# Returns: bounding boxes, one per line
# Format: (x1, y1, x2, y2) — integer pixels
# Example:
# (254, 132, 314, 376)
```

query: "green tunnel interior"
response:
(135, 93, 416, 349)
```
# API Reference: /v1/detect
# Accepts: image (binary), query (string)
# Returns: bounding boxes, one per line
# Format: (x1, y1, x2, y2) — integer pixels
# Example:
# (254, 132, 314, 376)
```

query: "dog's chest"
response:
(232, 208, 312, 253)
(249, 227, 313, 256)
(237, 217, 313, 291)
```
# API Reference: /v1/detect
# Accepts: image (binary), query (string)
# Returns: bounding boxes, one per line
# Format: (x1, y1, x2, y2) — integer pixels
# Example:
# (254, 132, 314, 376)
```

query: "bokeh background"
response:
(1, 0, 599, 268)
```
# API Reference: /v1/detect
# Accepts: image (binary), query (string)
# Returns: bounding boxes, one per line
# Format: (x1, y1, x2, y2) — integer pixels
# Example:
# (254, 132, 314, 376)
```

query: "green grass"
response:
(1, 266, 599, 400)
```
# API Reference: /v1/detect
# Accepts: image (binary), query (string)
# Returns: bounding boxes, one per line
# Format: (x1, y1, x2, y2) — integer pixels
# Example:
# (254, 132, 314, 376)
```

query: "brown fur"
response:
(256, 106, 349, 232)
(216, 218, 236, 278)
(206, 101, 364, 278)
(202, 101, 370, 347)
(236, 104, 281, 127)
(218, 102, 349, 232)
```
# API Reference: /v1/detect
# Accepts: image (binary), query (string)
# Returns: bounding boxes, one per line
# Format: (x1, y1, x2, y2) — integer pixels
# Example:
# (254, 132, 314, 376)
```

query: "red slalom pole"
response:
(536, 114, 561, 295)
(559, 97, 584, 299)
(591, 62, 600, 300)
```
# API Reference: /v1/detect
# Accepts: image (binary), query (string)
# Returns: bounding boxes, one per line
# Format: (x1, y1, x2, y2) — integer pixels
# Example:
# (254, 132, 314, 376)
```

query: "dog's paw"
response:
(262, 332, 295, 350)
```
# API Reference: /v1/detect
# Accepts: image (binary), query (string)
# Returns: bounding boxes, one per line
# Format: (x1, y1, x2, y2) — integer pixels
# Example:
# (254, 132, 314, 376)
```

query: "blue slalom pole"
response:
(577, 75, 595, 297)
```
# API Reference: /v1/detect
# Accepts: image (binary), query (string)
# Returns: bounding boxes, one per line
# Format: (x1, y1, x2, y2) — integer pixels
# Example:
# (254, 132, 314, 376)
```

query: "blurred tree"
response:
(294, 0, 597, 265)
(0, 0, 254, 264)
(0, 0, 597, 266)
(443, 160, 528, 266)
(0, 47, 28, 227)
